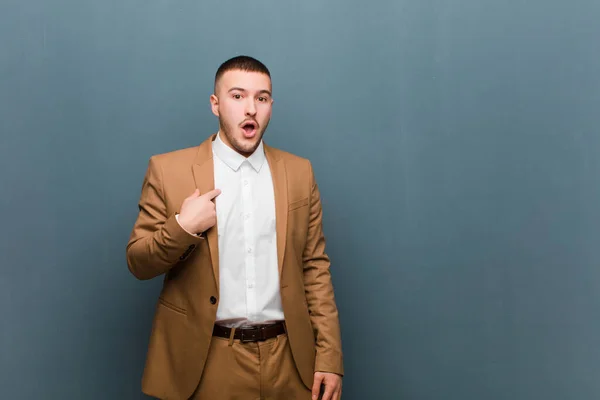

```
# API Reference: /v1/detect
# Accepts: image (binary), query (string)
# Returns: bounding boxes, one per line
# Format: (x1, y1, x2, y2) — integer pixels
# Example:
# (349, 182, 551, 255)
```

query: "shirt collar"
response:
(212, 131, 266, 172)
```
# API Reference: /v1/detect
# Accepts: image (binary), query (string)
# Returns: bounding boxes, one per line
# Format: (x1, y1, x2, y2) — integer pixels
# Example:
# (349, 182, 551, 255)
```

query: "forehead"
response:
(217, 69, 272, 92)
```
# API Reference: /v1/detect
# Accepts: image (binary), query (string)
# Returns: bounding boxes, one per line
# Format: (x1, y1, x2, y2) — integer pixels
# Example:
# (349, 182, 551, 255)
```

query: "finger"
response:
(186, 189, 200, 199)
(311, 375, 323, 400)
(321, 384, 335, 400)
(201, 188, 221, 200)
(330, 388, 338, 400)
(334, 388, 341, 400)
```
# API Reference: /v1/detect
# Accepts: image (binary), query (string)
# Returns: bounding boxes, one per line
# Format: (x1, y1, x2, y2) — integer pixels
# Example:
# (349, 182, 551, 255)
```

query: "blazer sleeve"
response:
(302, 161, 344, 376)
(126, 156, 204, 280)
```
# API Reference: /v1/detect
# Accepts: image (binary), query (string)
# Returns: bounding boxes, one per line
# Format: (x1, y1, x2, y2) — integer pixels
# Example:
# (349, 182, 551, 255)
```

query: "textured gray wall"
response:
(1, 0, 600, 399)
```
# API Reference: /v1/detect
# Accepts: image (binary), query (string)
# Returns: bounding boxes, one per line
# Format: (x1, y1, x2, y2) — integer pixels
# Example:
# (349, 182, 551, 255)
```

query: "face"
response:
(210, 69, 273, 157)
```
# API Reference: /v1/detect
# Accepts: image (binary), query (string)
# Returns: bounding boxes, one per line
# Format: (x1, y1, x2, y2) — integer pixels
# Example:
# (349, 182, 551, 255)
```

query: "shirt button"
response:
(247, 247, 252, 253)
(243, 180, 248, 186)
(248, 283, 254, 289)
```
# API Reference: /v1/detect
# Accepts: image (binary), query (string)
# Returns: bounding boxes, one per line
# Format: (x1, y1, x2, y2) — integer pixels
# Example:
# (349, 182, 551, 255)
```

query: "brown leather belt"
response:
(212, 322, 286, 343)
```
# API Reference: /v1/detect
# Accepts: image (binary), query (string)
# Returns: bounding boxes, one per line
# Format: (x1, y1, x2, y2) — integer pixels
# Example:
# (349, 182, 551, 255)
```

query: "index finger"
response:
(312, 377, 324, 400)
(201, 188, 221, 200)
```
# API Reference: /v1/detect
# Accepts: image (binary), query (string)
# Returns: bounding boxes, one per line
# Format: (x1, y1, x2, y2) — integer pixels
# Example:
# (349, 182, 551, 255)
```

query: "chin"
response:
(233, 140, 259, 155)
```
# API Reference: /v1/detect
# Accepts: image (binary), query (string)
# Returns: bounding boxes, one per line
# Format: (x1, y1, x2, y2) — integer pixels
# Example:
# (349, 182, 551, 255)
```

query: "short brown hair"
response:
(214, 55, 271, 91)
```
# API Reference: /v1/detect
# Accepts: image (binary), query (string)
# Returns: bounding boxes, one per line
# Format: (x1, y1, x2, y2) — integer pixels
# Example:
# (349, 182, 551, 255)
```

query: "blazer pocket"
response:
(158, 297, 187, 316)
(288, 197, 309, 212)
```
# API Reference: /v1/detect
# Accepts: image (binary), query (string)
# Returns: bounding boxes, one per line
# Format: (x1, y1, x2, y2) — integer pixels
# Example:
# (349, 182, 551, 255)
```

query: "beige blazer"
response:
(126, 134, 343, 400)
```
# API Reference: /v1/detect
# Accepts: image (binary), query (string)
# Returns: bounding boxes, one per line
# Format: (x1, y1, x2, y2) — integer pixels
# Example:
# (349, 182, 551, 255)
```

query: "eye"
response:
(232, 93, 242, 99)
(258, 96, 268, 102)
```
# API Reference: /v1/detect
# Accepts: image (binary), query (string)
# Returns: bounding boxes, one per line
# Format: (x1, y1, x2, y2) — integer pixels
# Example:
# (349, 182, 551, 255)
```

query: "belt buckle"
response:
(239, 329, 250, 343)
(239, 326, 264, 343)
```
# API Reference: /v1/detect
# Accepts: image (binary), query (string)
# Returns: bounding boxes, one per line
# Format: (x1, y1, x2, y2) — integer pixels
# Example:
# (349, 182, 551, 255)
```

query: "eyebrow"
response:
(228, 87, 272, 96)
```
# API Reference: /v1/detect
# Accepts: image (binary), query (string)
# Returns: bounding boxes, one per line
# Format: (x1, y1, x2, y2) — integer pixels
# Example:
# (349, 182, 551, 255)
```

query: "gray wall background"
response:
(2, 0, 600, 399)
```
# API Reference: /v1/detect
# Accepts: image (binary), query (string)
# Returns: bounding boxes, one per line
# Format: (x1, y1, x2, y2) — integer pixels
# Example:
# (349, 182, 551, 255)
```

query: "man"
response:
(126, 55, 343, 400)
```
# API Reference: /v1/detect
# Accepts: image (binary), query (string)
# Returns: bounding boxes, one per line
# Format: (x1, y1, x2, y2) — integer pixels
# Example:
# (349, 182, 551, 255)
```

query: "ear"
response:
(210, 94, 219, 117)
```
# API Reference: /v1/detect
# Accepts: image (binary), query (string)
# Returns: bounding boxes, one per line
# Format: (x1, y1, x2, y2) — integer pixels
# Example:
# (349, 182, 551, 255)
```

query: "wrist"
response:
(176, 214, 199, 236)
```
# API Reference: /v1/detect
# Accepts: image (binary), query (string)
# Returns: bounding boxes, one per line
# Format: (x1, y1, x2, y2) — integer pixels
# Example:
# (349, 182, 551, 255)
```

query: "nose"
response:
(245, 99, 257, 117)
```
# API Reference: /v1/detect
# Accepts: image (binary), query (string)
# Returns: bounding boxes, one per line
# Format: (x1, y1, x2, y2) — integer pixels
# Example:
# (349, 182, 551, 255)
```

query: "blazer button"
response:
(210, 296, 217, 305)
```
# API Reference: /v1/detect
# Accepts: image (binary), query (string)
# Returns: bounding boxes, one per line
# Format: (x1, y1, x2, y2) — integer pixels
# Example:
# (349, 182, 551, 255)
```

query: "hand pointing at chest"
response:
(178, 189, 221, 235)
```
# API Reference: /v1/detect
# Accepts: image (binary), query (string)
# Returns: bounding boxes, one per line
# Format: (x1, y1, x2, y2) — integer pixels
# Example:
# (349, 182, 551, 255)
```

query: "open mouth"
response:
(240, 120, 258, 138)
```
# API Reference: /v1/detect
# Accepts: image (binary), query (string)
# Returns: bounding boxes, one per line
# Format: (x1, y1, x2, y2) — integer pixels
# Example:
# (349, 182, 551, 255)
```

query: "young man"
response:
(126, 56, 343, 400)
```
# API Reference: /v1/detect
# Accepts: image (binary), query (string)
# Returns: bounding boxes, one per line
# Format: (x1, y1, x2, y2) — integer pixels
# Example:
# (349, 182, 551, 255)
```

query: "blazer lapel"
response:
(192, 134, 220, 291)
(265, 144, 288, 278)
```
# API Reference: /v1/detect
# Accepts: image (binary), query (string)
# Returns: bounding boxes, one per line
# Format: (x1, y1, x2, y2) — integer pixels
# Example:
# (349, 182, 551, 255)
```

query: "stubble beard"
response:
(219, 119, 269, 157)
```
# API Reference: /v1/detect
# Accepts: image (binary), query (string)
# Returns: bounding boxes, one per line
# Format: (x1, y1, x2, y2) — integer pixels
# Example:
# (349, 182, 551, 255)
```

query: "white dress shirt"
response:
(207, 132, 284, 327)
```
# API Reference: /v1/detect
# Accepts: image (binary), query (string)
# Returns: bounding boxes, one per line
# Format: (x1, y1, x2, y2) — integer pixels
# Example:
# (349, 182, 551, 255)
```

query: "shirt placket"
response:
(241, 162, 257, 321)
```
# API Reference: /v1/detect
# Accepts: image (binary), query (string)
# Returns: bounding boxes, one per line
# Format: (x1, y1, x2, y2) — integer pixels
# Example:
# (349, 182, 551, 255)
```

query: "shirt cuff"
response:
(175, 214, 201, 237)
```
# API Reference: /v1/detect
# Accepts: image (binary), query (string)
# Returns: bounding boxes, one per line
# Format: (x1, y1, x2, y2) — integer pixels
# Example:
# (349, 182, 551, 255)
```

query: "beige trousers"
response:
(191, 333, 314, 400)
